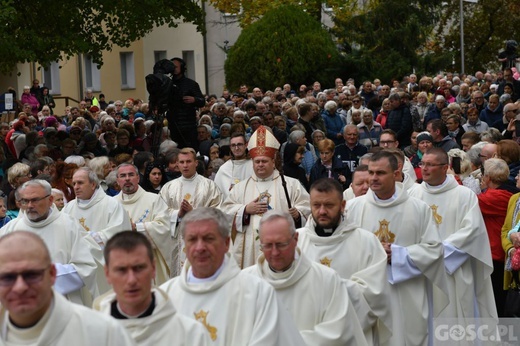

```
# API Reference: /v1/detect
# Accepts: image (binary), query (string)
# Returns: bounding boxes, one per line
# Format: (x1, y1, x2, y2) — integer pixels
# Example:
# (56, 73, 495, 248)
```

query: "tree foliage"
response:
(332, 0, 450, 83)
(224, 5, 340, 91)
(0, 0, 205, 74)
(434, 0, 520, 73)
(209, 0, 356, 27)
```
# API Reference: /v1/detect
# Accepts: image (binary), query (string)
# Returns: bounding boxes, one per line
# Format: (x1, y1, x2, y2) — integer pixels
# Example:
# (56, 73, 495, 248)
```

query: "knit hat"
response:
(44, 116, 57, 127)
(247, 125, 280, 159)
(416, 132, 433, 143)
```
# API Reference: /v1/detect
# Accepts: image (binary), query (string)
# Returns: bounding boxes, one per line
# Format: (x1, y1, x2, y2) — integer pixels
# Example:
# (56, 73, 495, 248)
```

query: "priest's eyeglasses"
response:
(0, 267, 49, 286)
(19, 194, 50, 205)
(259, 235, 294, 251)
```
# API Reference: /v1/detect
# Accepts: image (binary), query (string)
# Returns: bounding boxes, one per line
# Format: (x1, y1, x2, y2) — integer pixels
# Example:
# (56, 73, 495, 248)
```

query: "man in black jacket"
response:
(169, 57, 205, 150)
(387, 93, 412, 148)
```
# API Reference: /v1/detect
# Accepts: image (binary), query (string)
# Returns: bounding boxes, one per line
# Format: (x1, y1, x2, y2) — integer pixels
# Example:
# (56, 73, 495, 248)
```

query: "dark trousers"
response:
(491, 260, 507, 317)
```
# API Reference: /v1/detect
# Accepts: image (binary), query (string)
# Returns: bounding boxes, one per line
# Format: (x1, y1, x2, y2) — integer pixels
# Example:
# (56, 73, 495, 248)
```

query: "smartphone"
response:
(451, 157, 461, 175)
(515, 120, 520, 138)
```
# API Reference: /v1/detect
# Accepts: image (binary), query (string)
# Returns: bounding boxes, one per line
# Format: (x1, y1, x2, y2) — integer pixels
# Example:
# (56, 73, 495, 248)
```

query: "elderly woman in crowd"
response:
(4, 162, 31, 218)
(309, 138, 351, 190)
(375, 98, 391, 129)
(410, 132, 434, 183)
(322, 101, 344, 145)
(410, 92, 430, 131)
(479, 158, 518, 317)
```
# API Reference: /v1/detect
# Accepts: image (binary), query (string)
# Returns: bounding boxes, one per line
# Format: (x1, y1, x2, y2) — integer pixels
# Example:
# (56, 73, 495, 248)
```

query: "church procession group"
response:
(7, 59, 520, 345)
(0, 119, 505, 346)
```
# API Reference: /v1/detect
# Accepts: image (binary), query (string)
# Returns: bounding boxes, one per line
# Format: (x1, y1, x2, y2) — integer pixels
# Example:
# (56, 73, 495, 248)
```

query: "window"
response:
(84, 55, 101, 91)
(43, 61, 61, 94)
(154, 51, 167, 63)
(182, 50, 195, 80)
(120, 52, 135, 89)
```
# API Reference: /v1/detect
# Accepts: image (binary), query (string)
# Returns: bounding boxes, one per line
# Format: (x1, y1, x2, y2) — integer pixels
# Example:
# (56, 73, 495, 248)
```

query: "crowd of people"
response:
(0, 64, 520, 344)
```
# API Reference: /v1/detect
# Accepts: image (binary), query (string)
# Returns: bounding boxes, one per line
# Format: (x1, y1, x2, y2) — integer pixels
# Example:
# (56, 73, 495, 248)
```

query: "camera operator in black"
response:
(498, 40, 520, 70)
(169, 57, 205, 150)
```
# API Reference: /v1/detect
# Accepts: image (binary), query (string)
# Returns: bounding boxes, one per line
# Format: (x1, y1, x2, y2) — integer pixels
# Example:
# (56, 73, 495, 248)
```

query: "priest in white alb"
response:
(408, 148, 498, 327)
(115, 163, 174, 285)
(347, 151, 448, 346)
(62, 166, 132, 247)
(299, 178, 391, 345)
(0, 232, 135, 345)
(221, 125, 311, 268)
(95, 231, 211, 345)
(159, 147, 222, 276)
(244, 210, 368, 345)
(214, 133, 254, 200)
(0, 179, 99, 306)
(160, 208, 304, 345)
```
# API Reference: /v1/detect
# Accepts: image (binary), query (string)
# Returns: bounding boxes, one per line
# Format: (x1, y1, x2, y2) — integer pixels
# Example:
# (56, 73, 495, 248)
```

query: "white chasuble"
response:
(347, 183, 449, 346)
(221, 170, 310, 268)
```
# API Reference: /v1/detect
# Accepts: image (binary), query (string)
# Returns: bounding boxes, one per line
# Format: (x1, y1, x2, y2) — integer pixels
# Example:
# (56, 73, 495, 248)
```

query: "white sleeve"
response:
(388, 244, 422, 284)
(54, 263, 85, 295)
(443, 241, 470, 275)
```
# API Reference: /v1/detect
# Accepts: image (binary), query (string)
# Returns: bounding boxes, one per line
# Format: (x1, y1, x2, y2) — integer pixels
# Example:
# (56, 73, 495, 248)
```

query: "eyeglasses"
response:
(380, 140, 396, 145)
(259, 235, 294, 251)
(0, 267, 49, 286)
(230, 143, 245, 148)
(418, 162, 447, 168)
(19, 194, 50, 206)
(353, 100, 360, 103)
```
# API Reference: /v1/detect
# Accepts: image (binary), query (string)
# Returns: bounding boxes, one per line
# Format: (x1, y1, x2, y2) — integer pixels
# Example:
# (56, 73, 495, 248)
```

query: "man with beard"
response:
(0, 180, 98, 305)
(297, 179, 391, 345)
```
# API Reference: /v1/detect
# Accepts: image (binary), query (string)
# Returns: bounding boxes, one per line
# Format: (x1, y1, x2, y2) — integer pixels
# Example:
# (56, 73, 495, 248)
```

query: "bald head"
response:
(0, 231, 51, 265)
(481, 143, 497, 162)
(504, 103, 517, 113)
(0, 231, 56, 327)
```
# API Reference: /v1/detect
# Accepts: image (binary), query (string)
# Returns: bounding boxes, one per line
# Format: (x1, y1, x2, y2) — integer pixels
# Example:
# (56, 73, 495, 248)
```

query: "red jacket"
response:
(478, 187, 515, 261)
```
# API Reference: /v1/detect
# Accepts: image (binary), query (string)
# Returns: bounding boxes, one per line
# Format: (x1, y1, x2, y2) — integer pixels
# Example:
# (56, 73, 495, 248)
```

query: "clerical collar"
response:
(181, 173, 198, 182)
(315, 224, 338, 237)
(187, 257, 227, 284)
(268, 251, 299, 273)
(111, 293, 155, 319)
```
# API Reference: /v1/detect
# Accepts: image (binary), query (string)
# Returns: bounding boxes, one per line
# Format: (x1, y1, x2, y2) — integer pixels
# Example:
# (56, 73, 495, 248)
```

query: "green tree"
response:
(224, 5, 340, 91)
(210, 0, 356, 27)
(0, 0, 205, 74)
(332, 0, 450, 83)
(435, 0, 520, 73)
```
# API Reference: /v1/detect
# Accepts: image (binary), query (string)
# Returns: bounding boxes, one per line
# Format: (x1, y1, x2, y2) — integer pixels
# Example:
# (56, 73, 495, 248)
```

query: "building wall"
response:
(203, 8, 241, 96)
(143, 22, 206, 96)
